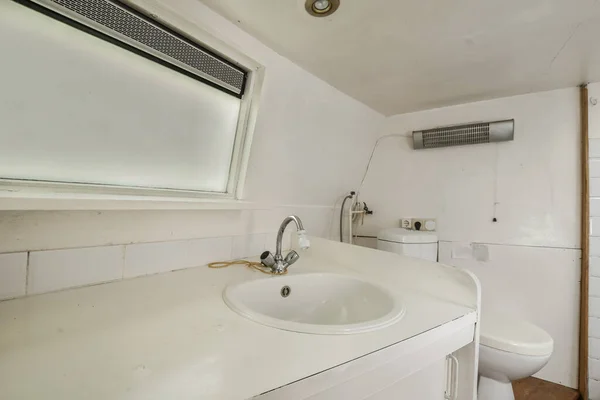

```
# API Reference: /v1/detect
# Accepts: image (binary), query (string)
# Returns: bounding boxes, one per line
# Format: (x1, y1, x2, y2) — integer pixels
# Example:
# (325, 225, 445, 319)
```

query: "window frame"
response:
(0, 0, 264, 209)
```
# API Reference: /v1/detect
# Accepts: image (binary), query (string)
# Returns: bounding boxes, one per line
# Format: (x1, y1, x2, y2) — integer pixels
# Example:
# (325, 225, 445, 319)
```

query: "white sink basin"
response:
(223, 273, 405, 335)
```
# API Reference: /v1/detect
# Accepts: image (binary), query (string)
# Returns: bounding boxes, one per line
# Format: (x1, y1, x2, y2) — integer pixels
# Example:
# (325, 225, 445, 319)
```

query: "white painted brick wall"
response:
(590, 136, 600, 398)
(28, 246, 124, 295)
(592, 358, 600, 381)
(592, 257, 600, 277)
(0, 253, 27, 300)
(0, 232, 293, 301)
(592, 199, 600, 217)
(590, 139, 600, 158)
(592, 238, 600, 257)
(123, 236, 232, 279)
(591, 297, 600, 318)
(232, 233, 267, 260)
(591, 379, 600, 400)
(592, 338, 600, 360)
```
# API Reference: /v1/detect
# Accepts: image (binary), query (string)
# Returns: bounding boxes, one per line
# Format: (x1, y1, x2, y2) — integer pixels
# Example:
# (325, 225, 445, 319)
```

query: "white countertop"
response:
(0, 241, 477, 399)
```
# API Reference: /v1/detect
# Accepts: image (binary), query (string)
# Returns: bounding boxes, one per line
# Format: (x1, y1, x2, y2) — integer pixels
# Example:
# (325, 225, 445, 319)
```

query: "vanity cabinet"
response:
(0, 237, 480, 400)
(255, 315, 476, 400)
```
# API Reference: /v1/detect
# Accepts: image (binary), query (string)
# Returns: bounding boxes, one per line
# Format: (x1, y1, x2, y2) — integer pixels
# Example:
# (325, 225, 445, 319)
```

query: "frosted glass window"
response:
(0, 2, 244, 193)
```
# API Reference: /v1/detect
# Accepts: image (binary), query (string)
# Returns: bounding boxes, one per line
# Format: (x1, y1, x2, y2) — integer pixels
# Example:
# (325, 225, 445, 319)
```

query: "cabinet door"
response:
(254, 321, 475, 400)
(355, 358, 446, 400)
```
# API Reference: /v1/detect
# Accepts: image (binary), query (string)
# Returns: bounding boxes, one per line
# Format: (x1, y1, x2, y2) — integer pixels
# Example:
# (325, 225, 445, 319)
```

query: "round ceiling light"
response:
(305, 0, 340, 17)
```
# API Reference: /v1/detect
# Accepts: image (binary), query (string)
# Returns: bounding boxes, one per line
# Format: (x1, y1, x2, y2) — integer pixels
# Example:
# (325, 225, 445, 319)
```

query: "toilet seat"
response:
(481, 313, 553, 356)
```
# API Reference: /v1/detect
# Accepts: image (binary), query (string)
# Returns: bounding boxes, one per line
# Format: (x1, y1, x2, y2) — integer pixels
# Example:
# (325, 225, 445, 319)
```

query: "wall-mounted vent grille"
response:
(17, 0, 247, 96)
(413, 119, 514, 150)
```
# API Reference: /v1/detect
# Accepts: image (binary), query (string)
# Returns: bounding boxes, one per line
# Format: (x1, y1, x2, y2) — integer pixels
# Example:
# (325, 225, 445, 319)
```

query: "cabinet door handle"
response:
(445, 354, 459, 400)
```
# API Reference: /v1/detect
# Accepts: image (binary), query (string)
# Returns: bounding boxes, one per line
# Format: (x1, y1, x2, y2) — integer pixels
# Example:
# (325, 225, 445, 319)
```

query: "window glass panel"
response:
(0, 2, 241, 193)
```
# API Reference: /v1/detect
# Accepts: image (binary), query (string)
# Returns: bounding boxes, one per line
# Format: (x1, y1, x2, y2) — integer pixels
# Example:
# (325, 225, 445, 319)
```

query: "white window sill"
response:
(0, 187, 258, 211)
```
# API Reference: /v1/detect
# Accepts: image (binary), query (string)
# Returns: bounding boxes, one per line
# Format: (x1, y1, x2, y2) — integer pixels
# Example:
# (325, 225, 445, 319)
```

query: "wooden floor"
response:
(512, 377, 579, 400)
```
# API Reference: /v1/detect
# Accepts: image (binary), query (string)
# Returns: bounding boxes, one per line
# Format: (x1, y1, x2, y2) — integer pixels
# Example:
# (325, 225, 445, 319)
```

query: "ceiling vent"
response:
(16, 0, 247, 97)
(413, 119, 514, 150)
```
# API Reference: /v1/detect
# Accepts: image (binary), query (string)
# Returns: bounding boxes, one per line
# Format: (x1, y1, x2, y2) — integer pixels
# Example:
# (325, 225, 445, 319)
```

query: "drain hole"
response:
(280, 286, 291, 298)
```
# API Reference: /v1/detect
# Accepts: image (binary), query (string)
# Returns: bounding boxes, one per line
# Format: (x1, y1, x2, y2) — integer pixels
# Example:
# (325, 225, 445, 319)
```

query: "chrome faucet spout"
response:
(261, 215, 310, 274)
(276, 216, 304, 257)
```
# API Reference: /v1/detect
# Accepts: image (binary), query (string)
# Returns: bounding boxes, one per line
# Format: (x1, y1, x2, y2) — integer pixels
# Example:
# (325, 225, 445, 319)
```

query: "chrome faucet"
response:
(261, 216, 310, 274)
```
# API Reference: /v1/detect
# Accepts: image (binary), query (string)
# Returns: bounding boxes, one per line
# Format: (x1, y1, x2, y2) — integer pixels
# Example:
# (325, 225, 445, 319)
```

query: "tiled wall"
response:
(0, 232, 290, 301)
(590, 83, 600, 400)
(591, 135, 600, 397)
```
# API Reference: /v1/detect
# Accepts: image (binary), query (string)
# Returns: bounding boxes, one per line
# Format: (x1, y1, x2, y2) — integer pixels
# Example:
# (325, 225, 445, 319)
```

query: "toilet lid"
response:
(480, 313, 553, 356)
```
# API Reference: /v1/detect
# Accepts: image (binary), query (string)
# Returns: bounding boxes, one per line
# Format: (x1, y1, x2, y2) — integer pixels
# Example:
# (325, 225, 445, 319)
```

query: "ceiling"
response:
(200, 0, 600, 115)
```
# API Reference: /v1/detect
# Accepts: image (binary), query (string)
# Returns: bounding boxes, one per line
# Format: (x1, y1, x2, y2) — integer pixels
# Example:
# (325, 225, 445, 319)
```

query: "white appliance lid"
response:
(480, 313, 553, 356)
(377, 228, 438, 244)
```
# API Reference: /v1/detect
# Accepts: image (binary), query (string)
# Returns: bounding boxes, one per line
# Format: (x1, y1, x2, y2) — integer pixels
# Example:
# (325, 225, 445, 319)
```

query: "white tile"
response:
(593, 179, 600, 198)
(231, 234, 266, 259)
(593, 199, 600, 217)
(264, 232, 277, 252)
(124, 237, 232, 279)
(591, 139, 600, 158)
(592, 258, 600, 277)
(0, 253, 27, 300)
(594, 218, 600, 237)
(592, 358, 600, 381)
(592, 298, 600, 318)
(28, 246, 124, 295)
(592, 338, 600, 360)
(592, 160, 600, 178)
(592, 238, 600, 257)
(592, 318, 600, 339)
(592, 277, 600, 297)
(591, 378, 600, 400)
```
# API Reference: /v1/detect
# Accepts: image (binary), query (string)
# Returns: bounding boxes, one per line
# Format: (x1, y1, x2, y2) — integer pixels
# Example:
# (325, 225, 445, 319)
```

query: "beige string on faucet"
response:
(207, 260, 287, 275)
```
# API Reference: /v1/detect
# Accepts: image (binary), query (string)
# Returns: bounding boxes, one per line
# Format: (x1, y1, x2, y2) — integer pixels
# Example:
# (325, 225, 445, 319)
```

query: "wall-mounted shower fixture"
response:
(413, 119, 514, 150)
(305, 0, 340, 17)
(340, 191, 355, 243)
(339, 191, 374, 244)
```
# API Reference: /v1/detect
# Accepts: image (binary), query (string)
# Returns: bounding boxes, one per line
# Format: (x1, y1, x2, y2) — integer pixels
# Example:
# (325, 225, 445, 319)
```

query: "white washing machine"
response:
(376, 228, 438, 262)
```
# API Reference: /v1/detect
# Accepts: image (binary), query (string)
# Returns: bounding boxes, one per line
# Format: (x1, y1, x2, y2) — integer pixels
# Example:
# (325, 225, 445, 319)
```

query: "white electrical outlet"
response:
(401, 219, 412, 229)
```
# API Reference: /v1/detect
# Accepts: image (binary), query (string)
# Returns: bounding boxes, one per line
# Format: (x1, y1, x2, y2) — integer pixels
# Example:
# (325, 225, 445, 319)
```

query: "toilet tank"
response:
(377, 228, 438, 262)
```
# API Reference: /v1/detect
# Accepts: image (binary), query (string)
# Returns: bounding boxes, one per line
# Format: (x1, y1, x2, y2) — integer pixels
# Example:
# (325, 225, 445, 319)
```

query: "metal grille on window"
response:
(19, 0, 246, 96)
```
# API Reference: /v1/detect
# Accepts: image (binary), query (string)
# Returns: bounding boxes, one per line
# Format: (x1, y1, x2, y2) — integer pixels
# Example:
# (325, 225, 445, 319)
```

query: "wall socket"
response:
(412, 219, 425, 231)
(400, 219, 412, 229)
(401, 218, 437, 231)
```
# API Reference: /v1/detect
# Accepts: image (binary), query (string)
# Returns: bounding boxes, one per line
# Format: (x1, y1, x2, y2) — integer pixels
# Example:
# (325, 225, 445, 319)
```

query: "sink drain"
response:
(280, 286, 291, 298)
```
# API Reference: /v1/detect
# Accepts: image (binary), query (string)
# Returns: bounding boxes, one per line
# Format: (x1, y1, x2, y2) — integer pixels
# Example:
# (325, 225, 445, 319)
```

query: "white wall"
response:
(0, 0, 384, 252)
(588, 82, 600, 399)
(0, 1, 585, 391)
(0, 0, 383, 296)
(357, 88, 581, 388)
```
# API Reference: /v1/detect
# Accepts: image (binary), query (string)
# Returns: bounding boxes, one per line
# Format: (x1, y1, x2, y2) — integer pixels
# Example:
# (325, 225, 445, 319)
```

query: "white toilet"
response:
(478, 313, 553, 400)
(376, 228, 438, 261)
(376, 228, 554, 400)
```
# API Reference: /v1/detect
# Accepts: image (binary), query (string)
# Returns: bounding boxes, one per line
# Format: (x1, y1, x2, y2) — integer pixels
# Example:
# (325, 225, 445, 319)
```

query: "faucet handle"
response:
(283, 250, 299, 267)
(260, 251, 276, 268)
